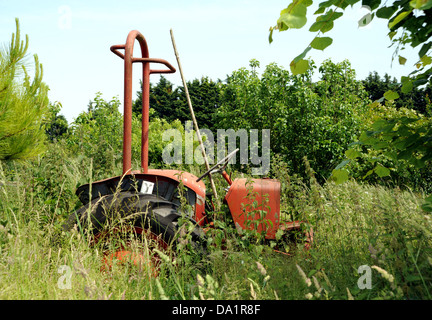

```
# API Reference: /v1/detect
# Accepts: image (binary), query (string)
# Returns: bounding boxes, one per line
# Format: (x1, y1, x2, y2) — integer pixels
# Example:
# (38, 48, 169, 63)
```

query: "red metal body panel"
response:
(224, 178, 281, 239)
(80, 170, 206, 225)
(147, 169, 206, 197)
(147, 169, 206, 224)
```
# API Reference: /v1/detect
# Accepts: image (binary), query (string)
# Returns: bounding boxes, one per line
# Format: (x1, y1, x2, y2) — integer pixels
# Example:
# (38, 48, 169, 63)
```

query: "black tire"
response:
(63, 191, 206, 251)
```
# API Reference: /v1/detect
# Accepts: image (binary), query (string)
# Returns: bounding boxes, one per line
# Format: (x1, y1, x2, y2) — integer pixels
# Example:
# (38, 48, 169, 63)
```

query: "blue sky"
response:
(0, 0, 419, 123)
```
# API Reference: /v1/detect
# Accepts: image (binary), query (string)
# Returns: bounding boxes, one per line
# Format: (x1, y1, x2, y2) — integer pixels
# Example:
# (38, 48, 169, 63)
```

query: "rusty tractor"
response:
(63, 30, 312, 266)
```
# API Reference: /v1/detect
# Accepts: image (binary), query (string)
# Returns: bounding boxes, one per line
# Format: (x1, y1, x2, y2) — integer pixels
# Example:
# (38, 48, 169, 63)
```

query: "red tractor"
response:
(63, 30, 312, 263)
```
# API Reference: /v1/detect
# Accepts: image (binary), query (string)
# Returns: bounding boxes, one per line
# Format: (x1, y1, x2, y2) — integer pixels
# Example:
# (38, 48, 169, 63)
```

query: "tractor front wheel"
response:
(63, 192, 206, 269)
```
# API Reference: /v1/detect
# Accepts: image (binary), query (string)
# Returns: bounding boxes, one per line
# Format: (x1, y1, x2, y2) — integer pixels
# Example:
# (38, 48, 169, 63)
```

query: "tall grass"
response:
(0, 148, 431, 300)
(284, 173, 432, 299)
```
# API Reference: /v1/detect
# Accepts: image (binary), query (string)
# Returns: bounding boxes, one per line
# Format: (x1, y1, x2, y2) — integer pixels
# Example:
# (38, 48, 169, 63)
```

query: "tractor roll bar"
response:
(110, 30, 176, 175)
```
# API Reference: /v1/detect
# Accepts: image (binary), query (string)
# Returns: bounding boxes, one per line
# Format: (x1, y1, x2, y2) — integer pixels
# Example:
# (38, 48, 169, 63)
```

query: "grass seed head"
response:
(196, 274, 205, 287)
(256, 261, 267, 276)
(371, 265, 396, 289)
(346, 287, 354, 300)
(296, 264, 312, 287)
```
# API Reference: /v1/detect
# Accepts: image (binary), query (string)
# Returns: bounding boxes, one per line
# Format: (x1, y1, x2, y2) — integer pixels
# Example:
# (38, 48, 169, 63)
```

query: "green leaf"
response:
(376, 6, 398, 19)
(269, 27, 274, 44)
(345, 149, 362, 160)
(309, 10, 343, 33)
(290, 59, 309, 75)
(399, 116, 420, 125)
(275, 228, 284, 240)
(373, 141, 391, 149)
(402, 133, 421, 148)
(401, 80, 413, 93)
(420, 55, 432, 66)
(309, 21, 327, 32)
(383, 90, 400, 101)
(362, 0, 381, 10)
(331, 168, 349, 184)
(310, 37, 333, 50)
(374, 164, 390, 177)
(397, 149, 413, 161)
(369, 157, 380, 163)
(314, 7, 326, 14)
(335, 159, 350, 170)
(358, 13, 373, 27)
(388, 10, 412, 29)
(383, 151, 398, 160)
(371, 118, 390, 130)
(410, 0, 432, 10)
(414, 77, 429, 86)
(393, 138, 410, 151)
(329, 10, 343, 20)
(419, 42, 432, 58)
(277, 2, 309, 30)
(411, 157, 426, 169)
(398, 55, 407, 65)
(319, 0, 338, 8)
(359, 130, 379, 144)
(293, 46, 312, 63)
(363, 169, 375, 179)
(388, 31, 397, 40)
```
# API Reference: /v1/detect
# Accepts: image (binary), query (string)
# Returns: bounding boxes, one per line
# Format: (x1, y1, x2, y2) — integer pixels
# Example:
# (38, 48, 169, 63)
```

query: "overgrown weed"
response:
(0, 146, 431, 299)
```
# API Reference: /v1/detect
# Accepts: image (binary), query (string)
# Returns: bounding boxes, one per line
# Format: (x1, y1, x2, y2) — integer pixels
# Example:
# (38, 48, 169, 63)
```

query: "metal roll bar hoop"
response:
(110, 30, 176, 175)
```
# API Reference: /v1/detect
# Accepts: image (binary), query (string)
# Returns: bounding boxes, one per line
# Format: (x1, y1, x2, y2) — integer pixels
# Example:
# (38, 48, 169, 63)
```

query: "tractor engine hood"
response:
(224, 178, 281, 239)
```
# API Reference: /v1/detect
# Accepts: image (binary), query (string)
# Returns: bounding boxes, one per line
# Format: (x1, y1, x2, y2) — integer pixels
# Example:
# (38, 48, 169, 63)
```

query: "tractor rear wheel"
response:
(63, 192, 206, 264)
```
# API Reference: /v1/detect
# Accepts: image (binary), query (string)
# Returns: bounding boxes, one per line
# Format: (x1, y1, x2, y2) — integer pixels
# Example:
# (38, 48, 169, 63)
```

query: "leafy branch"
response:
(269, 0, 432, 210)
(270, 0, 432, 83)
(270, 0, 347, 74)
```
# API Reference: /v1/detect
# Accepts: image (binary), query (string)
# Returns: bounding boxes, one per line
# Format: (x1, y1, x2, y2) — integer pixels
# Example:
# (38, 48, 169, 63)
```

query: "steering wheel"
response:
(196, 148, 239, 182)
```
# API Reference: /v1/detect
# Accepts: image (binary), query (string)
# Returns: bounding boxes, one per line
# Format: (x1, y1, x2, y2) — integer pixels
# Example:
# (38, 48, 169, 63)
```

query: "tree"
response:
(133, 76, 223, 131)
(45, 102, 68, 142)
(363, 71, 432, 114)
(0, 18, 49, 160)
(133, 76, 183, 122)
(67, 93, 124, 176)
(68, 93, 188, 178)
(216, 59, 370, 181)
(363, 72, 399, 102)
(178, 77, 223, 132)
